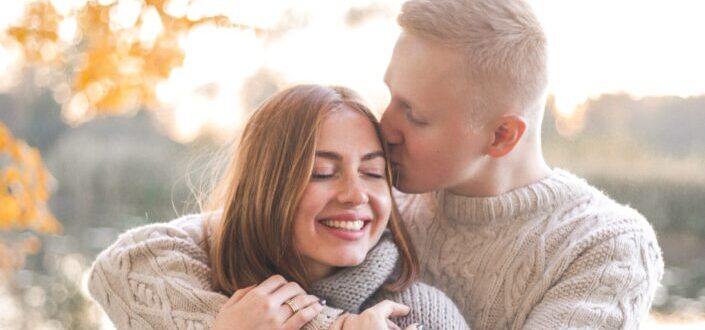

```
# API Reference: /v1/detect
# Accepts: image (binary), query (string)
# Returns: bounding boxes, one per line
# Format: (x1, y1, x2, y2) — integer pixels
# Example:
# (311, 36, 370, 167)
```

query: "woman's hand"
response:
(329, 300, 420, 330)
(213, 275, 323, 330)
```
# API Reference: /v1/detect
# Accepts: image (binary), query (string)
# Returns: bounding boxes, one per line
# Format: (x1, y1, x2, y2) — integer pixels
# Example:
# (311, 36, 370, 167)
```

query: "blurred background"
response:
(1, 0, 704, 329)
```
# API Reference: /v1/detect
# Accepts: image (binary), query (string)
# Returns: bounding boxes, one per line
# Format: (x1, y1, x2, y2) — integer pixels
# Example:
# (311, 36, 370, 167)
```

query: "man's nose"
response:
(380, 105, 403, 145)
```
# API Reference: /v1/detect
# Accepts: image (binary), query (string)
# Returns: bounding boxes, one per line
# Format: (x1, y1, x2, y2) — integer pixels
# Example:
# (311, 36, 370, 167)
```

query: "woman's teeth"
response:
(321, 220, 365, 231)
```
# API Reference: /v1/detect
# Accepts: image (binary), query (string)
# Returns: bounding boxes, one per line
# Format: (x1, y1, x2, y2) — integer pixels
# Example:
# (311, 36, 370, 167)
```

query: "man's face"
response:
(381, 32, 491, 194)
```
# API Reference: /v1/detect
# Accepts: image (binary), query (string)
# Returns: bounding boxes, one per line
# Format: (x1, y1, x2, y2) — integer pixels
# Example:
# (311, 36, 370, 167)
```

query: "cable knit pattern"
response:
(398, 168, 664, 330)
(89, 216, 469, 329)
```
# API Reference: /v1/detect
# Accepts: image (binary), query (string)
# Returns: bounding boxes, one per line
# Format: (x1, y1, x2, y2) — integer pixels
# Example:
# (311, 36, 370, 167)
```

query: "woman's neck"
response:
(304, 258, 336, 283)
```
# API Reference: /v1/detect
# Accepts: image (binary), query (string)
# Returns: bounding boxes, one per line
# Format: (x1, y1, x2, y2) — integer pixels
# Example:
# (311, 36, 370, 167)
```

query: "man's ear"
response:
(487, 115, 526, 158)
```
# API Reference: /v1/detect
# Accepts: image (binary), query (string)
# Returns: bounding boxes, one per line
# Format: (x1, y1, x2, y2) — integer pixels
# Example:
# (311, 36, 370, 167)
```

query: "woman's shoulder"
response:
(374, 282, 471, 329)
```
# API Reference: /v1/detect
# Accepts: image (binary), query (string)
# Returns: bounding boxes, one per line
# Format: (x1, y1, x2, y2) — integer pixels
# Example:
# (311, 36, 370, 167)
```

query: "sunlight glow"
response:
(0, 1, 25, 32)
(158, 0, 705, 140)
(109, 0, 142, 31)
(57, 17, 79, 43)
(152, 0, 401, 142)
(138, 5, 163, 48)
(534, 0, 705, 119)
(264, 11, 399, 112)
(0, 43, 23, 92)
(155, 25, 262, 142)
(50, 0, 88, 17)
(2, 0, 704, 140)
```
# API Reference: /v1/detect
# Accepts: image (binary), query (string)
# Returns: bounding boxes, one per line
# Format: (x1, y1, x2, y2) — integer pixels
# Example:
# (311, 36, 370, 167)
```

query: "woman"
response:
(88, 85, 469, 330)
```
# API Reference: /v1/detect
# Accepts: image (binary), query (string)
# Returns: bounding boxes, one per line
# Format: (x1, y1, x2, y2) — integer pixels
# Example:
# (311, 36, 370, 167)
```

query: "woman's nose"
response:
(336, 176, 369, 206)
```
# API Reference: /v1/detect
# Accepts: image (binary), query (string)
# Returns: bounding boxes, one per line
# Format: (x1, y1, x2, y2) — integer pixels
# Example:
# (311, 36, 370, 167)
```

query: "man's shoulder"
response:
(559, 177, 658, 246)
(575, 178, 650, 225)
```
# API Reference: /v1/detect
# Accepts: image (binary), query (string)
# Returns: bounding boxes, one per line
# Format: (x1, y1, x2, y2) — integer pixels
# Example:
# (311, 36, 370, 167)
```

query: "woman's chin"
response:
(328, 252, 367, 268)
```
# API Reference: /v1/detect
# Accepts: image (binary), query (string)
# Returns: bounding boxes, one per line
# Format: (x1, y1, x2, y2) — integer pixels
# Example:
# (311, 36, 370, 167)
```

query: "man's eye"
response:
(405, 108, 428, 126)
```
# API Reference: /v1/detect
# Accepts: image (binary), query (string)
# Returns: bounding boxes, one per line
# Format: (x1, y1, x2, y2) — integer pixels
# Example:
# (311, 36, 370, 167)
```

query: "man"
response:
(89, 0, 663, 329)
(379, 1, 663, 329)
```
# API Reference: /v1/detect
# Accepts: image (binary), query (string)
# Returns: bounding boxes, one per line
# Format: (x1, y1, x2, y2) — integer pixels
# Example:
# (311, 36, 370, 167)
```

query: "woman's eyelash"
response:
(364, 172, 385, 179)
(311, 173, 334, 179)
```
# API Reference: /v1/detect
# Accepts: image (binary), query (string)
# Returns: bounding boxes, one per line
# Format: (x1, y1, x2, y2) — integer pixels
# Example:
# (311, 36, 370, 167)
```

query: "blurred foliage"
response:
(4, 0, 244, 119)
(0, 121, 61, 277)
(0, 0, 247, 277)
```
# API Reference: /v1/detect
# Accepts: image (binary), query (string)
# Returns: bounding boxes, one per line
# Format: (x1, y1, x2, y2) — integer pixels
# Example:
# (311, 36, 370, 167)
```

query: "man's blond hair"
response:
(398, 0, 548, 126)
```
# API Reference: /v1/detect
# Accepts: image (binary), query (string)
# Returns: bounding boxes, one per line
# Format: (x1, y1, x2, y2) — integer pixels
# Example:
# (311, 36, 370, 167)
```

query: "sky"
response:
(1, 0, 704, 142)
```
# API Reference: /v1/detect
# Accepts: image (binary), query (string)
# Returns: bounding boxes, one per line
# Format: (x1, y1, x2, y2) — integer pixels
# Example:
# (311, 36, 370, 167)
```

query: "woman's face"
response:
(293, 105, 391, 282)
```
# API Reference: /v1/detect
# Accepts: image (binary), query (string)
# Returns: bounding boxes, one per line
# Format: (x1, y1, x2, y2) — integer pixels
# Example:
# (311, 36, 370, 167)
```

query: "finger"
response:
(253, 274, 288, 294)
(403, 324, 419, 330)
(223, 285, 255, 309)
(366, 300, 410, 318)
(279, 294, 319, 322)
(270, 281, 306, 304)
(284, 294, 320, 314)
(329, 313, 351, 330)
(281, 301, 324, 330)
(387, 319, 402, 330)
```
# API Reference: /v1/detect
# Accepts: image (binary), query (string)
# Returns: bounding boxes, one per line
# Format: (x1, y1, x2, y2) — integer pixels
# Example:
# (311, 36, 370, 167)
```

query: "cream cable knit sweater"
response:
(88, 219, 469, 329)
(397, 169, 663, 329)
(89, 168, 663, 329)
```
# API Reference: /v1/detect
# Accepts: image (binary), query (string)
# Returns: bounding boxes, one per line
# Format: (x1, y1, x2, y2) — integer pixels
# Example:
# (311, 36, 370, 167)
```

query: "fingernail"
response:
(320, 299, 327, 306)
(417, 325, 424, 330)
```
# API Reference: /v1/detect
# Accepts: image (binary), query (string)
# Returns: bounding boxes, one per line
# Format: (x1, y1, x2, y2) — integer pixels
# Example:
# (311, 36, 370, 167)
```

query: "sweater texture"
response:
(397, 169, 663, 329)
(88, 217, 469, 329)
(89, 168, 663, 329)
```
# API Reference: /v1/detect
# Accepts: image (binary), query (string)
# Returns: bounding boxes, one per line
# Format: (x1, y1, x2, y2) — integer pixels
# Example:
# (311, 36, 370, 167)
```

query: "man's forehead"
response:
(386, 33, 463, 85)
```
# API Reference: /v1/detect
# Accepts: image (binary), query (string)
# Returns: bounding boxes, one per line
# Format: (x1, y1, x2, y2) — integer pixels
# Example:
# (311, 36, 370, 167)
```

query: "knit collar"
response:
(310, 232, 398, 313)
(440, 168, 592, 226)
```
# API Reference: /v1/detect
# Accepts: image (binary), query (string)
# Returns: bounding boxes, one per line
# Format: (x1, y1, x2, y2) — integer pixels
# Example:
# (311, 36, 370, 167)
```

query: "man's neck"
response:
(449, 150, 552, 198)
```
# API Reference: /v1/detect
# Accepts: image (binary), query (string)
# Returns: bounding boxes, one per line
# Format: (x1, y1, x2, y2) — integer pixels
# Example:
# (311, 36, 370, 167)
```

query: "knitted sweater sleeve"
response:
(373, 283, 471, 330)
(87, 214, 343, 330)
(520, 217, 664, 330)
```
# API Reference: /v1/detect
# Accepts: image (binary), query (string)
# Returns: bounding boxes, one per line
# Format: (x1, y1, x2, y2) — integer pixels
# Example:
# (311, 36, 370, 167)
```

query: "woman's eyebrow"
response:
(361, 151, 385, 161)
(315, 150, 341, 160)
(314, 150, 384, 161)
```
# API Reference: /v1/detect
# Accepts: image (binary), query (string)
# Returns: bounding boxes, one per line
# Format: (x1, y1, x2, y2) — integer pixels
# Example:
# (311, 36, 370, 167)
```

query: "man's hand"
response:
(328, 300, 420, 330)
(213, 275, 323, 330)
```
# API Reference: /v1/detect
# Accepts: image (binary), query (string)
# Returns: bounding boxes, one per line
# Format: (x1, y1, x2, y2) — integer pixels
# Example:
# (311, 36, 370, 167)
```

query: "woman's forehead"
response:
(316, 106, 383, 155)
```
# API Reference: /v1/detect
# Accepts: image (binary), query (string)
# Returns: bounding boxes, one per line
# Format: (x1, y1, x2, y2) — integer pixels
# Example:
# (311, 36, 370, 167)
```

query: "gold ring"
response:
(285, 299, 300, 314)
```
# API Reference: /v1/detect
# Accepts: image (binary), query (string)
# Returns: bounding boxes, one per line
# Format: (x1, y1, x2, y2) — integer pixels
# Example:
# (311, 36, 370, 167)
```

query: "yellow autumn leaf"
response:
(0, 195, 22, 228)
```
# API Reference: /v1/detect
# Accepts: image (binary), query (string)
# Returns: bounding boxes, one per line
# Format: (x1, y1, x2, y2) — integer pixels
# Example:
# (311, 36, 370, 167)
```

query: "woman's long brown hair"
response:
(208, 84, 418, 295)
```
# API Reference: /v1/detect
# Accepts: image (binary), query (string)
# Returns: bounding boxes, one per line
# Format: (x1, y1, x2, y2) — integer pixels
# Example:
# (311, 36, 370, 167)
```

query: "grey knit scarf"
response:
(310, 232, 399, 313)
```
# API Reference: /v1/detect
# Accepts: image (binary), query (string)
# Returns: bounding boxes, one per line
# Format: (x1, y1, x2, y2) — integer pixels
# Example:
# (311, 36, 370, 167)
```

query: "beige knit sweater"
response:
(397, 169, 663, 329)
(88, 216, 469, 329)
(89, 168, 663, 329)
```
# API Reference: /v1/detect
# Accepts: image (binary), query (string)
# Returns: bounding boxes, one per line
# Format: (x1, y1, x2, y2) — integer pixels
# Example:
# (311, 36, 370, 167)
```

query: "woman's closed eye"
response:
(311, 168, 336, 180)
(361, 168, 385, 179)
